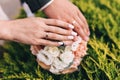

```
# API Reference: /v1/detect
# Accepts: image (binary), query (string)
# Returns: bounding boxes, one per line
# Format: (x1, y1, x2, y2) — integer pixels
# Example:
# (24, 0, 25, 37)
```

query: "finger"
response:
(78, 11, 90, 35)
(34, 31, 46, 39)
(45, 26, 77, 36)
(61, 14, 74, 23)
(34, 39, 64, 46)
(61, 15, 89, 41)
(44, 19, 74, 29)
(63, 40, 73, 46)
(74, 16, 88, 36)
(45, 32, 74, 41)
(78, 11, 87, 24)
(73, 21, 89, 41)
(64, 14, 89, 41)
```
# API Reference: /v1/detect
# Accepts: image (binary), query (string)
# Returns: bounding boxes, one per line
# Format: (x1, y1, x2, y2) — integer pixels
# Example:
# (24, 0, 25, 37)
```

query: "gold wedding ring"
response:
(45, 33, 49, 38)
(72, 20, 76, 25)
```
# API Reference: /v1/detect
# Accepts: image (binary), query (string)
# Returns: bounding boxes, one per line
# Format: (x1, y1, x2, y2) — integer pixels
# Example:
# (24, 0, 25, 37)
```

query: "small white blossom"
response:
(37, 50, 54, 65)
(60, 51, 74, 65)
(44, 46, 60, 57)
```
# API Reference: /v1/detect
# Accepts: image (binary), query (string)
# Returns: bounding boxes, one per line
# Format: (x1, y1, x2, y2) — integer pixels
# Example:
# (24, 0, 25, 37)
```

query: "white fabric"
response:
(0, 0, 21, 19)
(22, 2, 35, 17)
(0, 5, 9, 45)
(0, 5, 9, 20)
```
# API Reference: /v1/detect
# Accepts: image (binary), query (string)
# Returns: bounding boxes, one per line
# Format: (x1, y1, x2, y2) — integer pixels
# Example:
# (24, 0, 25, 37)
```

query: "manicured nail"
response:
(68, 24, 74, 29)
(71, 31, 77, 36)
(58, 42, 64, 45)
(68, 36, 74, 39)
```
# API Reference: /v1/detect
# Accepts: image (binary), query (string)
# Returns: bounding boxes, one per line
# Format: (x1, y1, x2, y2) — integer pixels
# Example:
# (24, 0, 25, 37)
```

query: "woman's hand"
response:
(43, 0, 90, 41)
(0, 18, 77, 46)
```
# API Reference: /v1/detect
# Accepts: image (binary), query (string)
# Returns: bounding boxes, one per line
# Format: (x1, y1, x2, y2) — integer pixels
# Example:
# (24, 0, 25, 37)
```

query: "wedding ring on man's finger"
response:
(72, 20, 76, 25)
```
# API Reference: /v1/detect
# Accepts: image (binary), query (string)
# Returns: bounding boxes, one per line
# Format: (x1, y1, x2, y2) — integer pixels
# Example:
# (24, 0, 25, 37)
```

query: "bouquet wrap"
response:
(31, 36, 88, 74)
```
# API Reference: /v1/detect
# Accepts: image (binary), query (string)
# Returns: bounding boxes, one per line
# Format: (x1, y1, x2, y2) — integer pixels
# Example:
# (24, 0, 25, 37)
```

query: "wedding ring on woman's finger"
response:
(45, 33, 49, 38)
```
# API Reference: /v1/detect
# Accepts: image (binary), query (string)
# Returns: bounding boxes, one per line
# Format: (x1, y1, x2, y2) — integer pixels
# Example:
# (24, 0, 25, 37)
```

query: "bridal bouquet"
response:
(31, 36, 87, 74)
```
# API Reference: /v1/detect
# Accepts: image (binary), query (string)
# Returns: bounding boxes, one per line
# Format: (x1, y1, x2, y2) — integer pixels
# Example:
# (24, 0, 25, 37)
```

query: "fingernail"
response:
(68, 24, 74, 29)
(71, 31, 77, 36)
(88, 31, 90, 36)
(68, 36, 74, 39)
(58, 42, 64, 45)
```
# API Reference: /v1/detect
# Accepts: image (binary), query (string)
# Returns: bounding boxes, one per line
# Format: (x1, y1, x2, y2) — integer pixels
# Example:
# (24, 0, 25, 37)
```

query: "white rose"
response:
(49, 65, 60, 74)
(76, 36, 82, 43)
(71, 42, 79, 51)
(60, 51, 74, 65)
(71, 36, 82, 51)
(52, 58, 68, 71)
(44, 46, 60, 57)
(64, 46, 72, 52)
(37, 50, 54, 65)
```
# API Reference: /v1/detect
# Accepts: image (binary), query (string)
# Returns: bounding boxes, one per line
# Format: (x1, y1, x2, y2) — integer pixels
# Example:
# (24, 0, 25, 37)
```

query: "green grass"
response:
(0, 0, 120, 80)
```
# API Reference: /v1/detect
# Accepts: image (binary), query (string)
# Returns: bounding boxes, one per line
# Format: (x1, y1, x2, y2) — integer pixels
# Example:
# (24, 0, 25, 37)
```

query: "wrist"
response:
(40, 0, 54, 11)
(0, 20, 12, 40)
(43, 0, 54, 13)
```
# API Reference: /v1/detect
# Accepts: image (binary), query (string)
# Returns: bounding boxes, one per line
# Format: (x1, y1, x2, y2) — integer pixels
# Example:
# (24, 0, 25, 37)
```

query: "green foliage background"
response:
(0, 0, 120, 80)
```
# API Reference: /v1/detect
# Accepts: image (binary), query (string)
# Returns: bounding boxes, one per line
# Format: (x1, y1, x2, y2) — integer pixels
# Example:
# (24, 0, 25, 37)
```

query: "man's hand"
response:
(43, 0, 90, 41)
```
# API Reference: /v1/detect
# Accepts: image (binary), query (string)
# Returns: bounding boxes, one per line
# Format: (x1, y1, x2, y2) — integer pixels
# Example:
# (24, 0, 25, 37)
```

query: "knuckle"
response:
(67, 30, 72, 35)
(61, 30, 70, 35)
(45, 40, 59, 46)
(32, 39, 40, 45)
(53, 19, 59, 25)
(60, 35, 67, 40)
(46, 41, 51, 45)
(64, 36, 68, 40)
(58, 35, 64, 40)
(75, 26, 80, 30)
(80, 23, 85, 28)
(46, 41, 55, 46)
(51, 27, 56, 32)
(52, 34, 58, 39)
(63, 31, 69, 35)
